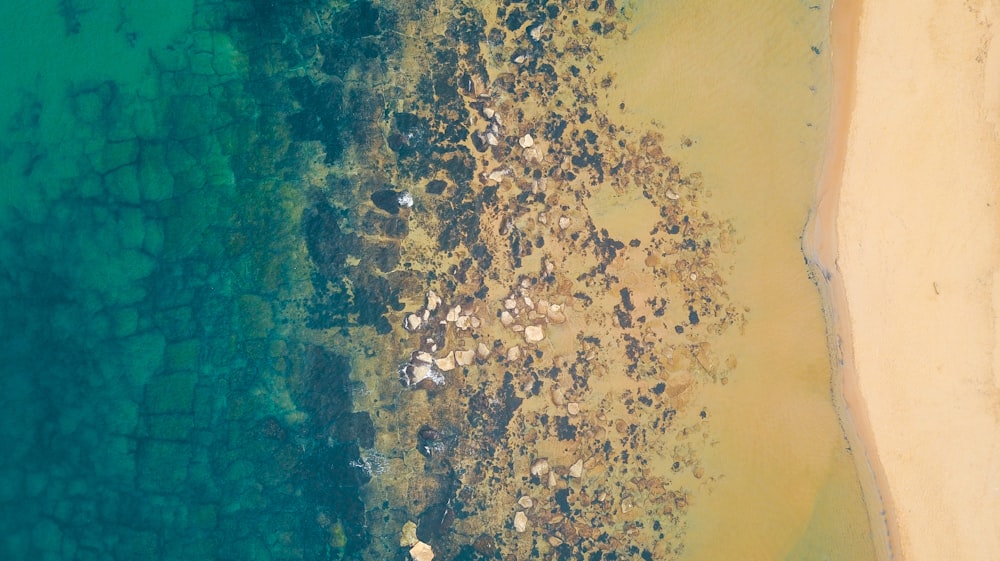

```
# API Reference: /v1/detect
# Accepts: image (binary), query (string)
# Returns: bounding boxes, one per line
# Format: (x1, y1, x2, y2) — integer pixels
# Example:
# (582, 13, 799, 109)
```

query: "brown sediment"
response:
(604, 2, 879, 559)
(803, 0, 898, 560)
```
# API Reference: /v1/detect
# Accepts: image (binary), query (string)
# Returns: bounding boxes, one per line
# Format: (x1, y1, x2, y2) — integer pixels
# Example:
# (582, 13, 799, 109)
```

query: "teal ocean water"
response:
(0, 1, 880, 560)
(0, 1, 341, 558)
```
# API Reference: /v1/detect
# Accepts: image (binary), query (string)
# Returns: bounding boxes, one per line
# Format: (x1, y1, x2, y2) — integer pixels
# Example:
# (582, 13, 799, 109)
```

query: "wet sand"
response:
(810, 0, 1000, 559)
(610, 2, 880, 559)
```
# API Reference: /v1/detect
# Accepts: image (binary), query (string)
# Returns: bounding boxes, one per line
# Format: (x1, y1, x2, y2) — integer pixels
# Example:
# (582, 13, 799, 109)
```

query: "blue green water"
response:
(0, 1, 337, 559)
(0, 1, 880, 560)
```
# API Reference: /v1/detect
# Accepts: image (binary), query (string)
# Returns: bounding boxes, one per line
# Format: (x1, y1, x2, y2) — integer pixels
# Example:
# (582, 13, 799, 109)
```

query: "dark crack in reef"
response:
(234, 1, 747, 560)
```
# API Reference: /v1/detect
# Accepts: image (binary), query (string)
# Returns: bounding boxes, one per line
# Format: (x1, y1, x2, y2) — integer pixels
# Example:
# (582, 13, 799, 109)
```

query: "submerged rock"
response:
(371, 189, 406, 215)
(513, 511, 528, 533)
(524, 324, 545, 343)
(400, 353, 445, 389)
(529, 458, 549, 477)
(400, 521, 419, 547)
(409, 541, 434, 561)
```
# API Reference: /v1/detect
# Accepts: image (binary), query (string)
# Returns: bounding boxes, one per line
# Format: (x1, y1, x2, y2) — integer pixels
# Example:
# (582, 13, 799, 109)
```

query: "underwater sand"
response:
(0, 1, 888, 560)
(607, 1, 881, 560)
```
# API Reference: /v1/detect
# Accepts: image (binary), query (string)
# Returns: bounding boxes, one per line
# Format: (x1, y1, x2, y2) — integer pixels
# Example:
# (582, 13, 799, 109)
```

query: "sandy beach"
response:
(811, 0, 1000, 559)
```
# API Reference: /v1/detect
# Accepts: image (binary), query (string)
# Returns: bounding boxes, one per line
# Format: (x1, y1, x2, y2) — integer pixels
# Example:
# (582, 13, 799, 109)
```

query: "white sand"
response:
(817, 0, 1000, 558)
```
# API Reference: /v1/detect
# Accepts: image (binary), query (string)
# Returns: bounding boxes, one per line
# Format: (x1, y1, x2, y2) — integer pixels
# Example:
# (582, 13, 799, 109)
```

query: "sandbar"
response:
(811, 0, 1000, 559)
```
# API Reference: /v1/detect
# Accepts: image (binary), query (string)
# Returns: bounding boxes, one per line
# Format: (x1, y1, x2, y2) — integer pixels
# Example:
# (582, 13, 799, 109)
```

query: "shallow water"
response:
(608, 2, 881, 560)
(0, 1, 880, 560)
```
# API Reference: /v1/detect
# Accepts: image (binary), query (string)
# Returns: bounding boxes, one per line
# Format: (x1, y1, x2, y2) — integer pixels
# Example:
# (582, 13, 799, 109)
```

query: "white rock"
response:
(426, 291, 441, 311)
(523, 296, 533, 309)
(530, 458, 549, 476)
(558, 216, 572, 229)
(569, 459, 584, 478)
(405, 314, 423, 331)
(410, 541, 435, 561)
(406, 364, 438, 387)
(546, 303, 566, 324)
(477, 342, 491, 358)
(524, 325, 545, 343)
(455, 315, 471, 330)
(455, 349, 476, 366)
(518, 496, 534, 509)
(504, 298, 518, 310)
(446, 306, 461, 322)
(547, 471, 557, 489)
(513, 511, 528, 533)
(536, 300, 549, 314)
(415, 352, 434, 364)
(507, 346, 522, 361)
(486, 132, 499, 146)
(519, 134, 534, 148)
(547, 536, 563, 547)
(470, 316, 481, 328)
(567, 402, 581, 416)
(435, 352, 456, 372)
(483, 107, 495, 119)
(500, 310, 515, 326)
(398, 191, 414, 208)
(621, 497, 634, 514)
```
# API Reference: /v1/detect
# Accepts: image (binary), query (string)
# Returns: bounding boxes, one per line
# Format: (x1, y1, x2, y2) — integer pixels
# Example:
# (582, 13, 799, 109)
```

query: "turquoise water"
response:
(0, 1, 878, 560)
(0, 1, 340, 558)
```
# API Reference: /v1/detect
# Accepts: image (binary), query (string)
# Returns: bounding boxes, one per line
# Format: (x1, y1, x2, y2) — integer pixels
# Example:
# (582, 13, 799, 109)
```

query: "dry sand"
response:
(811, 0, 1000, 559)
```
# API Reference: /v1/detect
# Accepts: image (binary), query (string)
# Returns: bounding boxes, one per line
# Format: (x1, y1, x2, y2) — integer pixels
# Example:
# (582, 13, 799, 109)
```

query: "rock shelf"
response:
(0, 0, 747, 560)
(280, 1, 746, 559)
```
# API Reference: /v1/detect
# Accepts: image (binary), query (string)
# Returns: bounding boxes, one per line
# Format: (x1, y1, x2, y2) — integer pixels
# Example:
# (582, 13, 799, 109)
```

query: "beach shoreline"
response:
(804, 0, 898, 559)
(807, 0, 1000, 559)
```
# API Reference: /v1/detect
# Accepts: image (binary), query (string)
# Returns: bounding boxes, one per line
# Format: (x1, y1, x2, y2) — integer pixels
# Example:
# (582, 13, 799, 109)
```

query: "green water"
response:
(0, 1, 880, 560)
(0, 1, 324, 559)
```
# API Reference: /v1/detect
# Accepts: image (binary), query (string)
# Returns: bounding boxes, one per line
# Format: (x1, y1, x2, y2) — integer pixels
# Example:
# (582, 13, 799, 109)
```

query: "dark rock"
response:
(554, 488, 572, 514)
(335, 0, 381, 40)
(417, 425, 442, 457)
(554, 416, 577, 441)
(334, 411, 376, 448)
(302, 199, 358, 277)
(371, 189, 403, 214)
(426, 179, 448, 195)
(505, 7, 528, 31)
(418, 501, 457, 542)
(473, 534, 497, 555)
(619, 288, 635, 311)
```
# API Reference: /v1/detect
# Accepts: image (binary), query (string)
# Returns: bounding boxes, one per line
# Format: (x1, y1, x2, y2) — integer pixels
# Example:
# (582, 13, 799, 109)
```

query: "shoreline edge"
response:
(804, 0, 897, 559)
